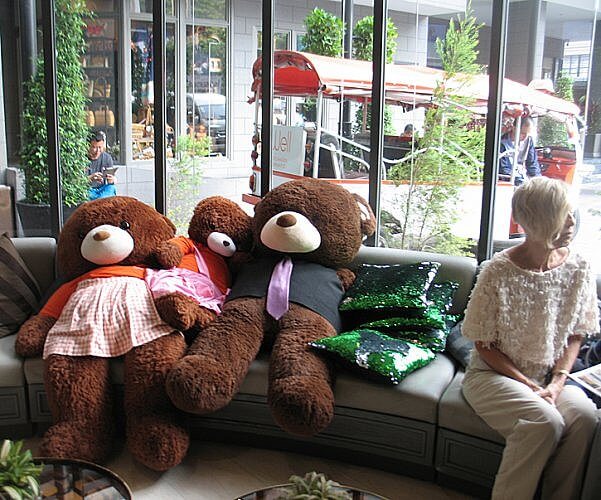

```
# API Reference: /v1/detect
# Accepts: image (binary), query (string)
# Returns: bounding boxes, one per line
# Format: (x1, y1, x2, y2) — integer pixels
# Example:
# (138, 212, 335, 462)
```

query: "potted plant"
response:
(278, 472, 352, 500)
(17, 0, 91, 236)
(0, 439, 43, 500)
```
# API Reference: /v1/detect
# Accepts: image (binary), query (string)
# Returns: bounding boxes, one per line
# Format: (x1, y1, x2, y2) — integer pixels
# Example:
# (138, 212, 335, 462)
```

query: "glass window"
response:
(498, 0, 600, 275)
(380, 2, 490, 257)
(185, 0, 226, 21)
(256, 30, 290, 125)
(84, 1, 120, 162)
(130, 0, 174, 16)
(130, 20, 176, 161)
(185, 25, 227, 156)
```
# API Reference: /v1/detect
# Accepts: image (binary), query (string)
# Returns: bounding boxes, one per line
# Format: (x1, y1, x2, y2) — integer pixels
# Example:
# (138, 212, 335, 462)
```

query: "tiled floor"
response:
(23, 437, 475, 500)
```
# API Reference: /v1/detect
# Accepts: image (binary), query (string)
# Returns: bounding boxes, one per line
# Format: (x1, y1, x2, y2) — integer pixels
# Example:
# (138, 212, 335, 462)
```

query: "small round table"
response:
(237, 483, 388, 500)
(34, 457, 132, 500)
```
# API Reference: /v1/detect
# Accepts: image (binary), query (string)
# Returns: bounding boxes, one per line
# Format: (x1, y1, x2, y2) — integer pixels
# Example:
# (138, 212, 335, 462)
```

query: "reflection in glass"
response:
(83, 2, 119, 161)
(185, 25, 227, 156)
(185, 0, 227, 21)
(130, 0, 174, 16)
(130, 21, 175, 161)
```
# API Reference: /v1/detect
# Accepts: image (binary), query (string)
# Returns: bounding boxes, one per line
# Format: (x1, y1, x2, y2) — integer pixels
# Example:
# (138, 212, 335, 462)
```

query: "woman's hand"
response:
(535, 379, 565, 406)
(525, 379, 544, 393)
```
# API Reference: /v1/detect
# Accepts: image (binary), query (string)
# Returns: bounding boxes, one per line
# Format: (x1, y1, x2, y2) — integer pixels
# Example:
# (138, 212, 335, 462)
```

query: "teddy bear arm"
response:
(153, 240, 185, 269)
(14, 314, 56, 358)
(336, 268, 356, 291)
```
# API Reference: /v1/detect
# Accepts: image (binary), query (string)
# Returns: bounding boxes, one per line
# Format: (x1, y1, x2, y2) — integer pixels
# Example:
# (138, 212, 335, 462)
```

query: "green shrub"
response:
(167, 135, 210, 235)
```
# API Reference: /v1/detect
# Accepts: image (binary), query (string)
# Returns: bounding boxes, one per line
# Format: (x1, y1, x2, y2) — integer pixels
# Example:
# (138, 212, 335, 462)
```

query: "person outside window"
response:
(461, 177, 599, 500)
(499, 116, 541, 185)
(87, 130, 116, 200)
(399, 123, 414, 141)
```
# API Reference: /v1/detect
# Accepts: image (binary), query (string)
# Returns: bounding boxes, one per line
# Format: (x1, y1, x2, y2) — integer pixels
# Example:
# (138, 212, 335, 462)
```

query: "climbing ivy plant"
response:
(20, 0, 90, 207)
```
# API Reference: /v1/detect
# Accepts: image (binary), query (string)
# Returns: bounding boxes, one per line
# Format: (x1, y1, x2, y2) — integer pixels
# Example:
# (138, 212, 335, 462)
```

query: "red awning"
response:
(249, 50, 580, 118)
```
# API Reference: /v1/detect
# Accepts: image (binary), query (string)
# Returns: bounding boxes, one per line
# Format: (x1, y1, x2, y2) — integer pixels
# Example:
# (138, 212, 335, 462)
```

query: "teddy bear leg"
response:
(124, 332, 189, 471)
(268, 304, 337, 437)
(166, 297, 265, 414)
(41, 355, 114, 463)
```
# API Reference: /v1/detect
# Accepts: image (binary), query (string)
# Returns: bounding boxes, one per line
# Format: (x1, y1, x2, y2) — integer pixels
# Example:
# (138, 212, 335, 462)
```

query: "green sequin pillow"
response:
(360, 281, 459, 352)
(309, 329, 435, 384)
(339, 262, 441, 325)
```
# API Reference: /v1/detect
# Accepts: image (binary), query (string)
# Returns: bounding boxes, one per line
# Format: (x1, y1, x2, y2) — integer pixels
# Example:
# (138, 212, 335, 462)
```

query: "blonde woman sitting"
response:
(461, 177, 599, 500)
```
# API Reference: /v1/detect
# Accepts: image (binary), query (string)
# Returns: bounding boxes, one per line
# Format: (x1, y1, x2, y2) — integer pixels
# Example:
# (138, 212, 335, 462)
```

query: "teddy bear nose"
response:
(223, 241, 230, 247)
(276, 214, 297, 228)
(93, 230, 111, 241)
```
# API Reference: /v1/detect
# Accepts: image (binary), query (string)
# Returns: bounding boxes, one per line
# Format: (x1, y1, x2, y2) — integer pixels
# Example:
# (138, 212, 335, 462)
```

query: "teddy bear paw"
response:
(39, 421, 114, 463)
(269, 376, 335, 436)
(127, 414, 189, 471)
(166, 355, 238, 414)
(155, 293, 200, 331)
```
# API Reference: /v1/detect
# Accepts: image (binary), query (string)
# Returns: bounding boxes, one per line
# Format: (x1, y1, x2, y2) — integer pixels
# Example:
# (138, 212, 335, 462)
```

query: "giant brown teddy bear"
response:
(166, 178, 376, 436)
(14, 197, 189, 471)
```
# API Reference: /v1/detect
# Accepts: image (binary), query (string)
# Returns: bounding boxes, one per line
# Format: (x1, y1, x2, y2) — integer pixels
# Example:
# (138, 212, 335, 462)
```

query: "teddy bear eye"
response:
(77, 230, 86, 240)
(208, 222, 216, 230)
(119, 220, 130, 230)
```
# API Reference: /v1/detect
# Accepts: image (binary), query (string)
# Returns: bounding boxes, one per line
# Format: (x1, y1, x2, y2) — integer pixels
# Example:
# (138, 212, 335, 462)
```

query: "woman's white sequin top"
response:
(462, 250, 599, 383)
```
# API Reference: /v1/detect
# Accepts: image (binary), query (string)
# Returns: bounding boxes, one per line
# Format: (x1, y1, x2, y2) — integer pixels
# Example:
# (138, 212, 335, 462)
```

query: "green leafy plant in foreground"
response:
(0, 440, 42, 500)
(278, 472, 352, 500)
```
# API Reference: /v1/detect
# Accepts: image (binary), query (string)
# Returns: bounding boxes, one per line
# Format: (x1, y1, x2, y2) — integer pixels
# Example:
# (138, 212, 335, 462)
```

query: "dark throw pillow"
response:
(0, 234, 41, 337)
(310, 328, 435, 384)
(445, 320, 473, 368)
(339, 262, 441, 326)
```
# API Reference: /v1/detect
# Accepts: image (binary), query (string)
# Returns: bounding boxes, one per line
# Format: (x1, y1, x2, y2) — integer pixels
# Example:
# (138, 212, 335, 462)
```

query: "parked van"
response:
(186, 92, 226, 155)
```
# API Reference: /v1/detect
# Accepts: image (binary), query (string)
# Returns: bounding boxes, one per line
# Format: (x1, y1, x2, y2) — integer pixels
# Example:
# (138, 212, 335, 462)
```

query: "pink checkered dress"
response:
(43, 276, 175, 359)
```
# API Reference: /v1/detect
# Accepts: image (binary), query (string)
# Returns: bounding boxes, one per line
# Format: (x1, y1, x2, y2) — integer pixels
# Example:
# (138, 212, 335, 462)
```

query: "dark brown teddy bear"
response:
(166, 178, 375, 436)
(15, 197, 189, 471)
(150, 196, 252, 332)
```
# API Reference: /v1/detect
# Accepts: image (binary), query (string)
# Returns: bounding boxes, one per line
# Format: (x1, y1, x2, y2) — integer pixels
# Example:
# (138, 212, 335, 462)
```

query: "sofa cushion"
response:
(238, 352, 455, 424)
(0, 335, 25, 387)
(438, 370, 504, 444)
(0, 234, 41, 337)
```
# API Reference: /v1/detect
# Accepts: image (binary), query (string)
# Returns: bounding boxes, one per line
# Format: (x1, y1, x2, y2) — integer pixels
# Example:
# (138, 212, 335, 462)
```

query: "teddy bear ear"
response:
(161, 214, 177, 235)
(352, 193, 376, 237)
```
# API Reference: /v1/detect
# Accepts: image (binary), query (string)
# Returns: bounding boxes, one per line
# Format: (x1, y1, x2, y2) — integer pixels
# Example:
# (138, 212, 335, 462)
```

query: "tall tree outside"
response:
(387, 3, 485, 254)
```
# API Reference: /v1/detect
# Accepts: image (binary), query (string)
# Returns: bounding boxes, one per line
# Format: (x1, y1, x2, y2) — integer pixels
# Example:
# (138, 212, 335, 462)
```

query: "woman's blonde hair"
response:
(511, 177, 571, 248)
